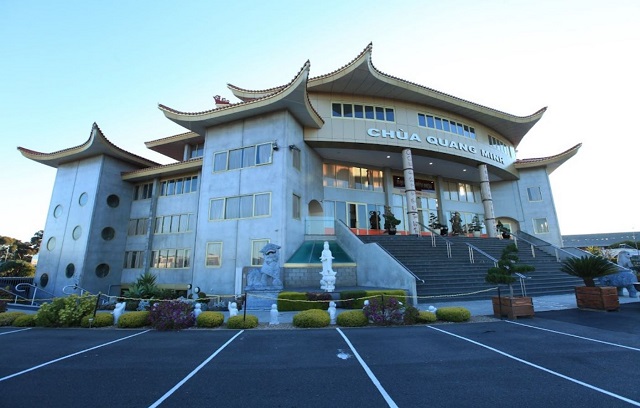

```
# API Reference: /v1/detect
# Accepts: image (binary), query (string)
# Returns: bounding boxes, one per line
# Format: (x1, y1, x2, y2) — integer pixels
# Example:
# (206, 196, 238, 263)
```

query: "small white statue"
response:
(269, 304, 279, 325)
(319, 241, 337, 292)
(427, 305, 437, 313)
(193, 303, 202, 320)
(112, 302, 125, 325)
(228, 302, 238, 317)
(328, 301, 337, 324)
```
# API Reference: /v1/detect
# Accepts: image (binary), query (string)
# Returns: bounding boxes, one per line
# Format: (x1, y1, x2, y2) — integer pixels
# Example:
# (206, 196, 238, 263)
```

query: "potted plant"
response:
(486, 243, 535, 319)
(496, 220, 511, 239)
(382, 205, 401, 235)
(469, 215, 484, 237)
(560, 255, 620, 311)
(428, 213, 442, 235)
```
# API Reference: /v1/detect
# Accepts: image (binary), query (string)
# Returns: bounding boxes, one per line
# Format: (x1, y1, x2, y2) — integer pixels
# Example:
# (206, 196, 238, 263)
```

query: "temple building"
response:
(19, 44, 580, 300)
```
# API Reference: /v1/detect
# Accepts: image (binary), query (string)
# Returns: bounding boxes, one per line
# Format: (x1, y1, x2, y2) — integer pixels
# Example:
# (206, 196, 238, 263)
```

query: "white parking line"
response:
(336, 328, 398, 408)
(505, 320, 640, 351)
(0, 330, 151, 382)
(148, 330, 244, 408)
(428, 326, 640, 407)
(0, 328, 32, 336)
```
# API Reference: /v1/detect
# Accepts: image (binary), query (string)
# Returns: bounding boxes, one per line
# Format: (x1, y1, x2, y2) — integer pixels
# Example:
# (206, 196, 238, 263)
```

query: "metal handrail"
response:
(63, 284, 94, 296)
(0, 286, 31, 305)
(417, 222, 452, 258)
(15, 283, 56, 306)
(465, 243, 498, 266)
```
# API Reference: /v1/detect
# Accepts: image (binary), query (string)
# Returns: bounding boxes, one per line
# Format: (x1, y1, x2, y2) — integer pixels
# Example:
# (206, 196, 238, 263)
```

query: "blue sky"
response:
(1, 0, 639, 241)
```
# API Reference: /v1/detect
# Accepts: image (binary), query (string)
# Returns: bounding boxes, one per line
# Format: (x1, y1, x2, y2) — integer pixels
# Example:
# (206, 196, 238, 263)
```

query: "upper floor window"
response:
(323, 164, 384, 191)
(291, 146, 301, 171)
(209, 192, 271, 220)
(190, 143, 204, 159)
(418, 113, 476, 139)
(123, 251, 144, 269)
(213, 142, 273, 172)
(442, 181, 478, 203)
(489, 135, 512, 157)
(133, 183, 153, 200)
(332, 103, 395, 122)
(292, 194, 301, 220)
(527, 187, 542, 202)
(205, 242, 223, 267)
(533, 218, 549, 234)
(127, 218, 148, 236)
(160, 175, 198, 197)
(154, 213, 193, 234)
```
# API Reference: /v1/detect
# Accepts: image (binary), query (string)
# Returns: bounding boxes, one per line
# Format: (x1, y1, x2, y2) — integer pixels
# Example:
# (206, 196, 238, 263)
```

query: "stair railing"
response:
(14, 283, 56, 306)
(465, 243, 498, 267)
(63, 284, 94, 296)
(417, 222, 452, 258)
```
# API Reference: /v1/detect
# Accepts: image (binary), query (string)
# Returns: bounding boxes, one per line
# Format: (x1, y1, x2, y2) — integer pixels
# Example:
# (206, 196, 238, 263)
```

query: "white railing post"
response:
(530, 244, 535, 258)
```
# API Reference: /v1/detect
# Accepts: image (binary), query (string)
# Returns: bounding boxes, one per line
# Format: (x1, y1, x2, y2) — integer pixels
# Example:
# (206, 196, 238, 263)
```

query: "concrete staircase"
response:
(359, 235, 582, 302)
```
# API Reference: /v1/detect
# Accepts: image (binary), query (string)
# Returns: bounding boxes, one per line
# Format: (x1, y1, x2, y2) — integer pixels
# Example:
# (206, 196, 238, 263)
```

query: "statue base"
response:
(245, 290, 281, 310)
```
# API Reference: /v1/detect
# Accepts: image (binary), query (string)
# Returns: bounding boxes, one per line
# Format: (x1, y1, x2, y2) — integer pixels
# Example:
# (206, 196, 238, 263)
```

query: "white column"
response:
(478, 164, 497, 238)
(402, 148, 420, 235)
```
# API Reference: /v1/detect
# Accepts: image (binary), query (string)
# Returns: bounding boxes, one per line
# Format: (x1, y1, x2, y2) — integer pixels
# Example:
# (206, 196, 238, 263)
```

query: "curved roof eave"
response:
(144, 131, 202, 161)
(17, 123, 159, 169)
(122, 157, 203, 182)
(306, 44, 545, 147)
(158, 61, 324, 134)
(515, 143, 582, 174)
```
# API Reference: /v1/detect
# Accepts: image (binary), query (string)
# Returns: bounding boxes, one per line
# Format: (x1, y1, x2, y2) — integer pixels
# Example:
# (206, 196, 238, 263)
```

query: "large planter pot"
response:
(492, 296, 534, 319)
(574, 286, 619, 311)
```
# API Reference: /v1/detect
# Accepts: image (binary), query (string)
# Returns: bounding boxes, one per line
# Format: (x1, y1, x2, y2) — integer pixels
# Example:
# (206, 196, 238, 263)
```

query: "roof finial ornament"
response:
(214, 95, 230, 108)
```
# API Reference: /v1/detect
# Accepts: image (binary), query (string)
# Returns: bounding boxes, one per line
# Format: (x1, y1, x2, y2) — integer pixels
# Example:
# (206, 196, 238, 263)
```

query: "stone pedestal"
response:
(245, 290, 281, 310)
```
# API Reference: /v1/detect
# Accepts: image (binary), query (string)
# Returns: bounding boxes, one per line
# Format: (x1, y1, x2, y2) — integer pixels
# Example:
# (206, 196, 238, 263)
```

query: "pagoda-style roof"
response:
(158, 61, 323, 136)
(121, 157, 203, 182)
(144, 131, 201, 162)
(229, 43, 546, 147)
(17, 123, 158, 169)
(515, 143, 582, 174)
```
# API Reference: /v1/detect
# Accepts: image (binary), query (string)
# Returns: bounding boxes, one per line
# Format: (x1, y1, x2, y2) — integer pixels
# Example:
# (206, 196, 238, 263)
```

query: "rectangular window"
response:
(533, 218, 549, 234)
(256, 143, 272, 165)
(213, 152, 228, 172)
(365, 105, 374, 119)
(151, 248, 191, 269)
(133, 183, 153, 200)
(527, 187, 543, 202)
(209, 193, 271, 220)
(124, 251, 144, 269)
(332, 103, 342, 117)
(426, 115, 435, 128)
(205, 242, 222, 267)
(435, 117, 443, 130)
(251, 239, 269, 266)
(385, 108, 394, 122)
(343, 104, 353, 118)
(190, 143, 204, 159)
(418, 113, 426, 127)
(323, 163, 383, 192)
(354, 104, 364, 118)
(128, 218, 148, 236)
(293, 194, 301, 220)
(442, 120, 451, 132)
(292, 146, 301, 170)
(242, 146, 256, 168)
(375, 107, 385, 120)
(159, 176, 198, 197)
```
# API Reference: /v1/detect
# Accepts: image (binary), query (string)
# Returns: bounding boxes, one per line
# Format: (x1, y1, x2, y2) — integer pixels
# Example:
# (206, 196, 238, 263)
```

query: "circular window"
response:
(79, 192, 88, 206)
(46, 237, 56, 251)
(95, 263, 110, 278)
(65, 263, 75, 278)
(101, 227, 115, 240)
(72, 226, 82, 240)
(106, 194, 120, 208)
(54, 205, 63, 218)
(40, 273, 49, 288)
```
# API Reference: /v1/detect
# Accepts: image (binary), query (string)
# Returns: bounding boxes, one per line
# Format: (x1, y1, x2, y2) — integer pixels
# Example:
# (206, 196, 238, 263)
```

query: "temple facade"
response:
(19, 44, 580, 299)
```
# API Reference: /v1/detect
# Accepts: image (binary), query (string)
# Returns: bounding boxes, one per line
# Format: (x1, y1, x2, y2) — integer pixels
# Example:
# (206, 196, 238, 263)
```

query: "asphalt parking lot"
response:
(1, 302, 639, 408)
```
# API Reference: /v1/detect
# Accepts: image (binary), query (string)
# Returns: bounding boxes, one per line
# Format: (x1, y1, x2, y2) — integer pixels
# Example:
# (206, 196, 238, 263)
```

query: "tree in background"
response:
(0, 260, 35, 277)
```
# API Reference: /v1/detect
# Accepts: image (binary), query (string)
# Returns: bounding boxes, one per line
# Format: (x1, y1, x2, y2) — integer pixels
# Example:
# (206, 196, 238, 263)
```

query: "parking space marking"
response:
(0, 330, 150, 383)
(428, 326, 640, 407)
(505, 320, 640, 351)
(336, 328, 398, 408)
(148, 330, 244, 408)
(0, 328, 32, 336)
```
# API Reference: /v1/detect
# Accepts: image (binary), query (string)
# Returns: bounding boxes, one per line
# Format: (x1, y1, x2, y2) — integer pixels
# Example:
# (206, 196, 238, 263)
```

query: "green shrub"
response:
(196, 311, 224, 328)
(0, 311, 26, 326)
(339, 290, 408, 309)
(12, 314, 36, 327)
(292, 309, 330, 328)
(80, 313, 114, 328)
(227, 314, 259, 329)
(417, 311, 437, 324)
(277, 292, 330, 311)
(339, 290, 367, 309)
(403, 306, 420, 325)
(336, 310, 368, 327)
(117, 311, 150, 328)
(436, 307, 471, 322)
(35, 294, 96, 327)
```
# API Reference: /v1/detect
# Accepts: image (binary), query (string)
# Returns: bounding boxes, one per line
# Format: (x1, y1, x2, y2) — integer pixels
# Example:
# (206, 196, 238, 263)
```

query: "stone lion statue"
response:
(246, 243, 283, 290)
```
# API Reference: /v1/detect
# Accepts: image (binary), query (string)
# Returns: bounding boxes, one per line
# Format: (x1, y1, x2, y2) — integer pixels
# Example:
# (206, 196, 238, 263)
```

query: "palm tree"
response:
(560, 256, 618, 287)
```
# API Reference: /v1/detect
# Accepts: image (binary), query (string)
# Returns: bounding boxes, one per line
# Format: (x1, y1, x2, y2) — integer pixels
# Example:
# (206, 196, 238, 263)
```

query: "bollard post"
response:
(242, 292, 247, 322)
(497, 287, 503, 320)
